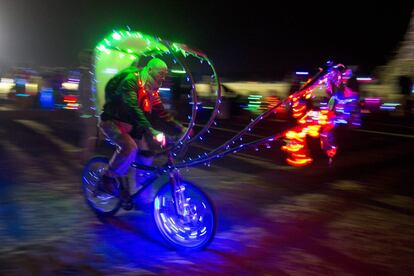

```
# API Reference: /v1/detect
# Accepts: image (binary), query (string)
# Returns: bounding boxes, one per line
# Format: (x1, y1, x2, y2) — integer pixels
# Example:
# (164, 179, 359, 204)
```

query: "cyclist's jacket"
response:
(101, 67, 179, 136)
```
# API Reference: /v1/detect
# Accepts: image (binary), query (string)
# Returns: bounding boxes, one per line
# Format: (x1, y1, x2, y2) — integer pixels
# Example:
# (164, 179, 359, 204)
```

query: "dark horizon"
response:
(0, 1, 413, 80)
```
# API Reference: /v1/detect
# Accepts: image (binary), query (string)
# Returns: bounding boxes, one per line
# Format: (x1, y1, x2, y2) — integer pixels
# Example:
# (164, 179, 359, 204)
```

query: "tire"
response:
(153, 180, 216, 251)
(81, 156, 121, 217)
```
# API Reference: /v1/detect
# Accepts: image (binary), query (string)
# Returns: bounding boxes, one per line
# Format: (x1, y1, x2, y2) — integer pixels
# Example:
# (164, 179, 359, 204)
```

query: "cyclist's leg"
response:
(130, 138, 154, 194)
(131, 138, 157, 202)
(99, 120, 137, 193)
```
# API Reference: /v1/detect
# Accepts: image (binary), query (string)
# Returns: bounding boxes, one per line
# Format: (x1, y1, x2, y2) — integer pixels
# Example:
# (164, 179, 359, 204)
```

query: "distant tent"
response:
(378, 10, 414, 85)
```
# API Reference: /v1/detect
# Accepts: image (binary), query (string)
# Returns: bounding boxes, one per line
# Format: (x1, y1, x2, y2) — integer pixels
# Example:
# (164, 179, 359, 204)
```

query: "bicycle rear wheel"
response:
(82, 156, 121, 216)
(153, 180, 216, 250)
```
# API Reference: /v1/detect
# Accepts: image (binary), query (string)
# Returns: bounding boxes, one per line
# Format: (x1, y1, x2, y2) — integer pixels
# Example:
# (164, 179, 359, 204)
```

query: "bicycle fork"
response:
(167, 151, 193, 222)
(170, 170, 186, 216)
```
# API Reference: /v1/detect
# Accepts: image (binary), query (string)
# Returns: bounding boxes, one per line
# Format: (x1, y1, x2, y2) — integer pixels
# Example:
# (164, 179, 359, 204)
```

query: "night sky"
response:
(0, 0, 413, 80)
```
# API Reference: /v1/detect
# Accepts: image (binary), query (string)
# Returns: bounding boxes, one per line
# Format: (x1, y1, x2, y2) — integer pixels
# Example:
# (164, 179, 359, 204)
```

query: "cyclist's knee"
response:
(116, 138, 137, 158)
(123, 143, 138, 157)
(127, 141, 138, 152)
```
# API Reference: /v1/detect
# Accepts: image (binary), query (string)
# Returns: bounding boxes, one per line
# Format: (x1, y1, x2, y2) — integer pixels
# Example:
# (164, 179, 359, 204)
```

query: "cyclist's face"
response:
(145, 67, 168, 92)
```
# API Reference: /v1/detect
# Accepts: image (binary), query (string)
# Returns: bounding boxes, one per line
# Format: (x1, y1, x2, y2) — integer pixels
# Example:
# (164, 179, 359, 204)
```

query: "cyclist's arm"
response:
(152, 91, 184, 133)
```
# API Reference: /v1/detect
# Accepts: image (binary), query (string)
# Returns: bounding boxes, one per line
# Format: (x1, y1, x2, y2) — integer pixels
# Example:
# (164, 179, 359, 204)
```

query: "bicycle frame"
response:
(127, 151, 187, 217)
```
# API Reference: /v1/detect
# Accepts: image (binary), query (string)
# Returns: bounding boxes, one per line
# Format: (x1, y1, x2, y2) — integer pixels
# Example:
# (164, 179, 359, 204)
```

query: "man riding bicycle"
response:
(98, 58, 185, 195)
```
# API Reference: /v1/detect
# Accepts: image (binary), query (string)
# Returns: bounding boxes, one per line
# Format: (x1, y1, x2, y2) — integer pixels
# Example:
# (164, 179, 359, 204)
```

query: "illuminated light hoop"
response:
(162, 41, 199, 153)
(169, 43, 222, 148)
(178, 54, 222, 146)
(150, 39, 222, 156)
(92, 29, 224, 158)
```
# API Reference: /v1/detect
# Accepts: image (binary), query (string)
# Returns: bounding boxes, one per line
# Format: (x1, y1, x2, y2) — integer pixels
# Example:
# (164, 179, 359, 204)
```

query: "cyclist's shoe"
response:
(98, 175, 118, 196)
(120, 189, 133, 210)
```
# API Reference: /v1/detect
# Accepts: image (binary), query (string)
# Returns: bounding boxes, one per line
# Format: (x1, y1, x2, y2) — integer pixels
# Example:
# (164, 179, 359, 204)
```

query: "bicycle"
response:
(81, 137, 216, 251)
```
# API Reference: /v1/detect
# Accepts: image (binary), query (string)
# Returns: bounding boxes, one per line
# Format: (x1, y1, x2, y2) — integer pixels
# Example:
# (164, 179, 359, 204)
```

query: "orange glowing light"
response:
(282, 143, 304, 152)
(293, 105, 306, 113)
(286, 157, 313, 167)
(143, 98, 150, 112)
(282, 76, 338, 167)
(285, 130, 306, 141)
(307, 125, 321, 137)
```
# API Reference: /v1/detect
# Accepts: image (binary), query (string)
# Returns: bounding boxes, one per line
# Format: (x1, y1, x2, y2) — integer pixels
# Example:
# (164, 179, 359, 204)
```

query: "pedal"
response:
(120, 187, 133, 211)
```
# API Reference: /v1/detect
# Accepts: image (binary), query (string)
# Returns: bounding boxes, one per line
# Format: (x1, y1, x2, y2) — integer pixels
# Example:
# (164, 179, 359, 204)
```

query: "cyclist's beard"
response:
(144, 76, 161, 93)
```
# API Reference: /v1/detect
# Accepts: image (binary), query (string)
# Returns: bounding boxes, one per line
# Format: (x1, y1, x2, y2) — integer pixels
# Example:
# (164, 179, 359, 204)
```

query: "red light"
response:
(63, 95, 77, 103)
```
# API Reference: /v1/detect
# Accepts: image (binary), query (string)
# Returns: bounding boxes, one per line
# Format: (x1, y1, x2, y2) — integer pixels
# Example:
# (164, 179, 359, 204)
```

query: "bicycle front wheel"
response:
(153, 181, 216, 250)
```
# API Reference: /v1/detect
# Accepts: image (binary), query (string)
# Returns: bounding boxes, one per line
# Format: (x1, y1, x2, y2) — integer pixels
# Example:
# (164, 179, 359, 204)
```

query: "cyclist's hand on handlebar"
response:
(149, 127, 166, 147)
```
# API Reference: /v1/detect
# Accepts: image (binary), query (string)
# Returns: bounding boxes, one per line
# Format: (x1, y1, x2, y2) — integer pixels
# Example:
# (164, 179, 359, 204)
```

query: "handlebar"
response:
(132, 134, 181, 174)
